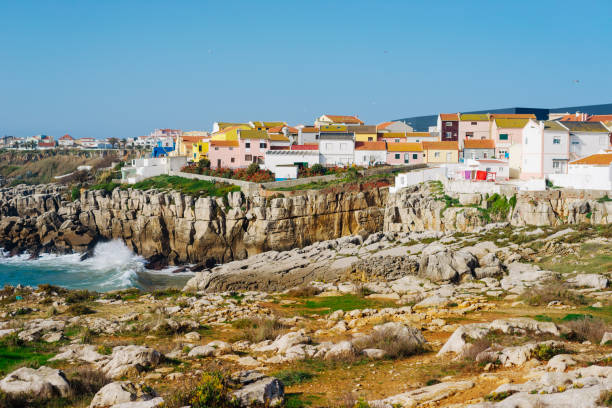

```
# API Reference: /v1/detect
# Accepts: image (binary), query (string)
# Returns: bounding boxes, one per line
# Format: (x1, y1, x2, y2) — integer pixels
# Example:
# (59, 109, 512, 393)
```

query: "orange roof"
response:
(268, 126, 298, 133)
(489, 113, 536, 119)
(291, 144, 318, 150)
(387, 143, 422, 152)
(269, 134, 290, 142)
(439, 114, 459, 121)
(464, 139, 496, 149)
(422, 141, 459, 150)
(569, 153, 612, 166)
(376, 121, 394, 130)
(301, 126, 319, 133)
(355, 141, 386, 151)
(559, 113, 590, 122)
(181, 135, 207, 143)
(210, 140, 239, 147)
(324, 115, 364, 124)
(588, 115, 612, 122)
(60, 134, 73, 140)
(404, 132, 431, 137)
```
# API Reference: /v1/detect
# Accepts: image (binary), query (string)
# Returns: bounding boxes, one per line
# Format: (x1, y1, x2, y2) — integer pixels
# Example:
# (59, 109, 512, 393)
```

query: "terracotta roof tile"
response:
(290, 144, 318, 150)
(569, 153, 612, 166)
(324, 115, 364, 124)
(376, 121, 394, 130)
(210, 140, 239, 147)
(439, 114, 459, 121)
(588, 115, 612, 122)
(387, 143, 422, 152)
(422, 141, 459, 150)
(355, 141, 386, 151)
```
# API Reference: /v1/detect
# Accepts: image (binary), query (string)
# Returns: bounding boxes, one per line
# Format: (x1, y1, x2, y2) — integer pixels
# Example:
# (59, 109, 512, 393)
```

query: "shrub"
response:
(286, 284, 321, 298)
(189, 372, 237, 408)
(68, 366, 111, 395)
(563, 316, 609, 343)
(310, 164, 326, 175)
(533, 343, 569, 361)
(520, 278, 588, 306)
(64, 290, 97, 304)
(353, 325, 426, 359)
(231, 317, 287, 343)
(66, 304, 95, 316)
(485, 391, 516, 401)
(246, 163, 260, 176)
(462, 337, 492, 360)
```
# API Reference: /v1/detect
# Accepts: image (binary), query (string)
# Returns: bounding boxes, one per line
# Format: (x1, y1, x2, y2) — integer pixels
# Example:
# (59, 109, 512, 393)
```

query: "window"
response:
(412, 153, 418, 159)
(215, 147, 219, 151)
(199, 145, 202, 152)
(259, 142, 266, 148)
(404, 153, 409, 163)
(553, 138, 561, 144)
(395, 139, 400, 143)
(446, 122, 452, 126)
(499, 134, 509, 141)
(445, 132, 452, 139)
(571, 141, 579, 145)
(230, 158, 235, 163)
(552, 161, 560, 169)
(466, 132, 474, 138)
(446, 152, 452, 161)
(245, 142, 250, 148)
(434, 152, 440, 158)
(483, 152, 488, 158)
(245, 155, 252, 161)
(368, 137, 373, 141)
(394, 153, 400, 159)
(415, 139, 420, 142)
(486, 167, 491, 172)
(524, 138, 528, 145)
(229, 147, 233, 151)
(471, 122, 477, 125)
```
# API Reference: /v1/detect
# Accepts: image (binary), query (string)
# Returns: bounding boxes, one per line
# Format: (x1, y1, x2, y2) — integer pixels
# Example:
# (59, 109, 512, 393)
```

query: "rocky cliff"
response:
(0, 184, 387, 265)
(0, 182, 610, 265)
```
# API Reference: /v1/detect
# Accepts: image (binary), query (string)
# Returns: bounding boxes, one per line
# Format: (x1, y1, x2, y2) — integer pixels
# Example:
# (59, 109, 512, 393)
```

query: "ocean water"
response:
(0, 240, 193, 292)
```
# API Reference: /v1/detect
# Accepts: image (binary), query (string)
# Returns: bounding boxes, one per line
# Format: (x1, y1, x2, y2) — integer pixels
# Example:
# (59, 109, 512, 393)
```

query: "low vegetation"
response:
(90, 175, 240, 197)
(231, 317, 288, 343)
(520, 278, 588, 306)
(562, 315, 610, 343)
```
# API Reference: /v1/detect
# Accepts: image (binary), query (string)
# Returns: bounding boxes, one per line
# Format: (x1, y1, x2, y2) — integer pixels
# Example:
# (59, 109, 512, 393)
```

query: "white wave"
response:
(0, 240, 147, 290)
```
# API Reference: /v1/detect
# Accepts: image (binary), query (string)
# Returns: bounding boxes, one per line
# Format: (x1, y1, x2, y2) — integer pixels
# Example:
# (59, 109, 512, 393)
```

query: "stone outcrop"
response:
(0, 182, 610, 267)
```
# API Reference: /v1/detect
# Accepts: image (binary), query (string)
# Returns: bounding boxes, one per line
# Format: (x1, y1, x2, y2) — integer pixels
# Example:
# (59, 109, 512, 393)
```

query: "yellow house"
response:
(422, 141, 459, 163)
(192, 140, 209, 162)
(249, 121, 286, 131)
(211, 125, 250, 142)
(351, 125, 377, 142)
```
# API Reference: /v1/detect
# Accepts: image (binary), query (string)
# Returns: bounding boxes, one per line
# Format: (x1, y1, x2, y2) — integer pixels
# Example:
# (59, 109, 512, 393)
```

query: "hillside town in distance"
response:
(3, 108, 612, 191)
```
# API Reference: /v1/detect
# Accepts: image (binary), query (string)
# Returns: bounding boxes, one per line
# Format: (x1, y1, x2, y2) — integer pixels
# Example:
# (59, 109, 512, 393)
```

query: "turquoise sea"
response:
(0, 240, 192, 292)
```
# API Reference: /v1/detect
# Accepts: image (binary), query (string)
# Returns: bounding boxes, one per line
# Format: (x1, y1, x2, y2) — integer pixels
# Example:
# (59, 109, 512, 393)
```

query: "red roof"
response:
(355, 141, 386, 151)
(559, 113, 590, 122)
(376, 121, 394, 130)
(290, 144, 318, 151)
(464, 139, 496, 149)
(439, 114, 459, 121)
(60, 134, 73, 140)
(38, 141, 55, 147)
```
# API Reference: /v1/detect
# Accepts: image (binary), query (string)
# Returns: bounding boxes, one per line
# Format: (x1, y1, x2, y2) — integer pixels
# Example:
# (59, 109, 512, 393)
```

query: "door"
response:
(217, 159, 221, 168)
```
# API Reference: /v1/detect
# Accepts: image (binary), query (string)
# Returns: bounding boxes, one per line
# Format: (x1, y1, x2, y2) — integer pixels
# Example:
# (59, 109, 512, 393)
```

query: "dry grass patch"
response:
(520, 278, 588, 306)
(562, 316, 610, 344)
(231, 317, 288, 343)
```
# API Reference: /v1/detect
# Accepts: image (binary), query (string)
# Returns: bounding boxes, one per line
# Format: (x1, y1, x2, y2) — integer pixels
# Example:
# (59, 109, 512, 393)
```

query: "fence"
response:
(389, 167, 446, 193)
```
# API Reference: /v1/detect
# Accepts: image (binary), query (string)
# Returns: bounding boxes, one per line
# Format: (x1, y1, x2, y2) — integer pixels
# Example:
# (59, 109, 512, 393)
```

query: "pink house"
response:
(386, 142, 424, 165)
(209, 140, 240, 168)
(209, 129, 271, 169)
(491, 118, 529, 159)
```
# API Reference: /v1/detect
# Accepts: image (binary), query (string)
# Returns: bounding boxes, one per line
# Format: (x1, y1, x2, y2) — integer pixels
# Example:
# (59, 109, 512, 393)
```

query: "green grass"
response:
(561, 313, 593, 322)
(271, 370, 315, 386)
(0, 337, 55, 375)
(90, 175, 240, 198)
(536, 242, 612, 275)
(270, 171, 394, 192)
(294, 294, 396, 315)
(532, 314, 553, 322)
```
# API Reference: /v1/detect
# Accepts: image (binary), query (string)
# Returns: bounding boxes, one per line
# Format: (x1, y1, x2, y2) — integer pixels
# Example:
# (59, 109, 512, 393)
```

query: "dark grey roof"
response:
(319, 133, 354, 140)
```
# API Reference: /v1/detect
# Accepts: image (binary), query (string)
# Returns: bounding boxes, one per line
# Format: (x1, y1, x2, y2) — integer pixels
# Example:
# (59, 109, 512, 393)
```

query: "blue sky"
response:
(1, 0, 611, 139)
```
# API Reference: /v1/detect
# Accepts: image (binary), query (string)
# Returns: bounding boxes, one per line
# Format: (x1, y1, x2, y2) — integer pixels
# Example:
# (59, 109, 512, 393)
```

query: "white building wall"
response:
(389, 167, 446, 193)
(570, 132, 610, 158)
(354, 150, 387, 166)
(548, 164, 612, 190)
(319, 139, 354, 165)
(264, 152, 320, 178)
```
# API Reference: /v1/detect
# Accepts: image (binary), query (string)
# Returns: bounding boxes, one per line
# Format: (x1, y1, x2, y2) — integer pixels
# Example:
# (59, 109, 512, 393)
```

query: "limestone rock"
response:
(0, 366, 70, 398)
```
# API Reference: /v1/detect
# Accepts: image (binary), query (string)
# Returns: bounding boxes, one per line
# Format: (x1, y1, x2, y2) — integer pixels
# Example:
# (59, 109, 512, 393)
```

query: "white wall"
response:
(264, 152, 320, 178)
(570, 132, 610, 158)
(354, 150, 387, 166)
(273, 166, 299, 180)
(319, 139, 354, 165)
(389, 167, 446, 193)
(548, 164, 612, 190)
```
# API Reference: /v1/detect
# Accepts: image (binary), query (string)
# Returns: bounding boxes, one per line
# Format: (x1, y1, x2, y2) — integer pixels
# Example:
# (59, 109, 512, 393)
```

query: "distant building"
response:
(319, 133, 355, 165)
(58, 134, 75, 147)
(351, 125, 378, 142)
(354, 141, 386, 166)
(437, 114, 459, 142)
(376, 121, 413, 133)
(121, 156, 188, 184)
(422, 141, 459, 164)
(560, 121, 611, 160)
(386, 143, 424, 165)
(548, 153, 612, 190)
(521, 120, 570, 179)
(315, 114, 364, 127)
(463, 139, 496, 160)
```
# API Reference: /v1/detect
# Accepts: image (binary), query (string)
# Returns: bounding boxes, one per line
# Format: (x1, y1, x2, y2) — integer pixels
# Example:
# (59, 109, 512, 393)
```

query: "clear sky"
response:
(1, 0, 611, 139)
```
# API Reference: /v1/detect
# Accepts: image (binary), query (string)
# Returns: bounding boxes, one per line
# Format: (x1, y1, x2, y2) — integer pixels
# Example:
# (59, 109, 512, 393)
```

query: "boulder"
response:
(89, 381, 157, 408)
(419, 245, 478, 282)
(568, 274, 608, 290)
(98, 346, 162, 379)
(230, 371, 284, 407)
(437, 323, 489, 357)
(371, 380, 475, 407)
(50, 344, 108, 363)
(0, 366, 70, 398)
(324, 341, 355, 360)
(188, 341, 232, 358)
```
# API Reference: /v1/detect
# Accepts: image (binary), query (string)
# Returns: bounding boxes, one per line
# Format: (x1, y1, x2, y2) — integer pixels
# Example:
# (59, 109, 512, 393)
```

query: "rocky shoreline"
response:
(0, 222, 611, 407)
(0, 182, 610, 273)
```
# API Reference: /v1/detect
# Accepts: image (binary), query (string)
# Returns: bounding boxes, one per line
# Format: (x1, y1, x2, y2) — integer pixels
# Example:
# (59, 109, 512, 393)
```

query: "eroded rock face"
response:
(89, 381, 158, 408)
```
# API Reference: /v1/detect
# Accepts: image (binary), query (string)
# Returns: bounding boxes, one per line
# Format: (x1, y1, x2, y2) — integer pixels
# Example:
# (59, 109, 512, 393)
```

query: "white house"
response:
(120, 156, 188, 184)
(547, 153, 612, 191)
(76, 137, 98, 149)
(264, 149, 320, 180)
(297, 126, 319, 145)
(521, 120, 570, 179)
(58, 134, 75, 147)
(561, 121, 611, 160)
(354, 141, 387, 167)
(319, 133, 354, 165)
